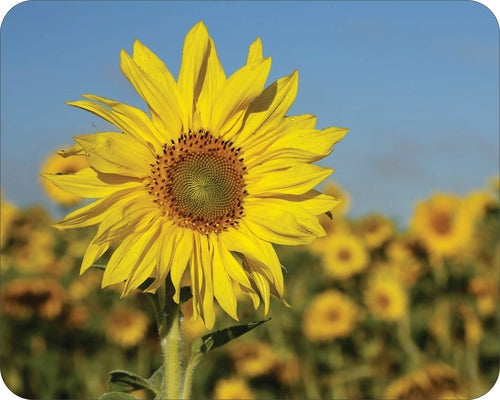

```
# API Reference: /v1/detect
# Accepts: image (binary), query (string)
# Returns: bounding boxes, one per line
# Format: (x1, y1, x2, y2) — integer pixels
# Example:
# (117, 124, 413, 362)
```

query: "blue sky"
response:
(1, 0, 498, 226)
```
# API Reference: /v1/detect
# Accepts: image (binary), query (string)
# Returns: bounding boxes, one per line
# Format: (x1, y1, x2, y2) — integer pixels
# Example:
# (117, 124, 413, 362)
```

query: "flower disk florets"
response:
(146, 129, 247, 235)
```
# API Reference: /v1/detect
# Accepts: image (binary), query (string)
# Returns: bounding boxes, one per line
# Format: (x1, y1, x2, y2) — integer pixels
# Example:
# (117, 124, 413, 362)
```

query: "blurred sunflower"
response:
(104, 306, 150, 348)
(228, 340, 277, 378)
(355, 214, 394, 250)
(42, 21, 347, 328)
(385, 238, 422, 287)
(40, 151, 88, 207)
(364, 270, 407, 321)
(321, 232, 368, 280)
(302, 289, 359, 342)
(458, 306, 483, 346)
(213, 376, 254, 400)
(410, 193, 473, 261)
(383, 362, 465, 399)
(1, 277, 65, 320)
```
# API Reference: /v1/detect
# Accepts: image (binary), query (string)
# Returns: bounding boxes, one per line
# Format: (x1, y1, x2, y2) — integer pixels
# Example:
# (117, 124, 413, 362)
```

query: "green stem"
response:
(397, 313, 422, 366)
(163, 310, 183, 400)
(181, 350, 202, 400)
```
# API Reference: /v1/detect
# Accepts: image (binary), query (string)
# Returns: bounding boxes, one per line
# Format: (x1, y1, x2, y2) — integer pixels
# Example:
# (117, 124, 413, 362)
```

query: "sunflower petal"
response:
(245, 198, 326, 245)
(212, 239, 238, 320)
(42, 167, 141, 198)
(236, 70, 298, 146)
(247, 164, 333, 196)
(177, 21, 211, 129)
(212, 57, 272, 137)
(75, 132, 153, 177)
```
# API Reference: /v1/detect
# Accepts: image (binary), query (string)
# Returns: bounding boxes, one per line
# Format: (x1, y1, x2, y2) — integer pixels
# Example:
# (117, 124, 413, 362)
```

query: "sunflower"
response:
(0, 195, 19, 250)
(228, 340, 277, 378)
(40, 151, 88, 207)
(410, 193, 473, 261)
(320, 231, 368, 280)
(355, 213, 394, 250)
(213, 376, 254, 400)
(364, 269, 407, 321)
(104, 306, 150, 348)
(302, 289, 359, 342)
(43, 22, 347, 328)
(383, 363, 466, 400)
(1, 277, 65, 320)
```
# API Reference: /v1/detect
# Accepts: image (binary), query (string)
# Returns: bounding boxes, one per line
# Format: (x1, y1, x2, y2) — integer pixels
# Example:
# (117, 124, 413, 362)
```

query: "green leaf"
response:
(98, 392, 141, 400)
(108, 369, 160, 396)
(146, 365, 164, 394)
(193, 318, 270, 356)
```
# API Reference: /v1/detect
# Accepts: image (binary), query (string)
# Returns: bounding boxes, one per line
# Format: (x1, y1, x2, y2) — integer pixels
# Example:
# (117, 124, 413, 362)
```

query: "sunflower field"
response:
(1, 175, 498, 400)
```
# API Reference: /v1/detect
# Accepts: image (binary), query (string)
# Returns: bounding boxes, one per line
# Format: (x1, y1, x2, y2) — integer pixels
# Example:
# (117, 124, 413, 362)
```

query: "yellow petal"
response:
(244, 198, 326, 245)
(269, 126, 349, 155)
(131, 40, 186, 135)
(212, 239, 238, 320)
(102, 223, 159, 287)
(171, 229, 194, 303)
(80, 239, 109, 274)
(177, 21, 211, 129)
(246, 37, 263, 64)
(69, 94, 164, 152)
(235, 70, 298, 146)
(195, 37, 226, 129)
(212, 57, 272, 137)
(42, 167, 141, 198)
(54, 188, 143, 229)
(56, 143, 85, 157)
(221, 222, 283, 296)
(120, 49, 181, 139)
(215, 236, 252, 289)
(75, 132, 153, 177)
(279, 190, 340, 216)
(244, 147, 324, 172)
(247, 164, 333, 196)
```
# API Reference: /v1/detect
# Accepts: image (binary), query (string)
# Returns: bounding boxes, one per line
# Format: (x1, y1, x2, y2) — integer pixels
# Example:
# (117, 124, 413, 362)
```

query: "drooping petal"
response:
(171, 229, 194, 303)
(247, 163, 333, 196)
(212, 238, 238, 320)
(68, 94, 164, 151)
(75, 132, 154, 177)
(42, 167, 141, 198)
(54, 188, 144, 229)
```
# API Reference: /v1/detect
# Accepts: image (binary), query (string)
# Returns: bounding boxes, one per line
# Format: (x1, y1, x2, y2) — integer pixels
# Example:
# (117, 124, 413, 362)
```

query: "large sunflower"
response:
(43, 21, 347, 328)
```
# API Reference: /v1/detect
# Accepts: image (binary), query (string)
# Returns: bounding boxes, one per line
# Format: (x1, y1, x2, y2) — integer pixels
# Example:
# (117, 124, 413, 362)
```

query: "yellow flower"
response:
(40, 151, 88, 206)
(302, 290, 359, 342)
(364, 270, 407, 321)
(410, 193, 473, 261)
(383, 363, 465, 399)
(1, 277, 65, 320)
(321, 232, 368, 280)
(385, 238, 422, 287)
(104, 306, 149, 348)
(355, 214, 394, 250)
(43, 21, 347, 328)
(213, 376, 254, 400)
(229, 340, 277, 378)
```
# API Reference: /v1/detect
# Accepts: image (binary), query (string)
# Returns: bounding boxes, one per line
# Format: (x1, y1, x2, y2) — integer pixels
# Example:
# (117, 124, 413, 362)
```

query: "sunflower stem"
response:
(162, 309, 183, 400)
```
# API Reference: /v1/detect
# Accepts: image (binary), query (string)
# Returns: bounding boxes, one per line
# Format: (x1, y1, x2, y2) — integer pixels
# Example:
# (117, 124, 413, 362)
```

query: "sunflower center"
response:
(146, 130, 247, 234)
(431, 211, 452, 235)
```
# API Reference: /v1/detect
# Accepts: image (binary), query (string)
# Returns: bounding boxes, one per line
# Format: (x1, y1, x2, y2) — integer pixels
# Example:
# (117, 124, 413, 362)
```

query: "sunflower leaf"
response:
(108, 369, 160, 396)
(193, 318, 270, 356)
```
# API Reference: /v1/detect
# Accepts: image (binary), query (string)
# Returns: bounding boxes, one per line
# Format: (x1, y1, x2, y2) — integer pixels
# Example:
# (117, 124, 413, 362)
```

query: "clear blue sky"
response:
(1, 1, 498, 226)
